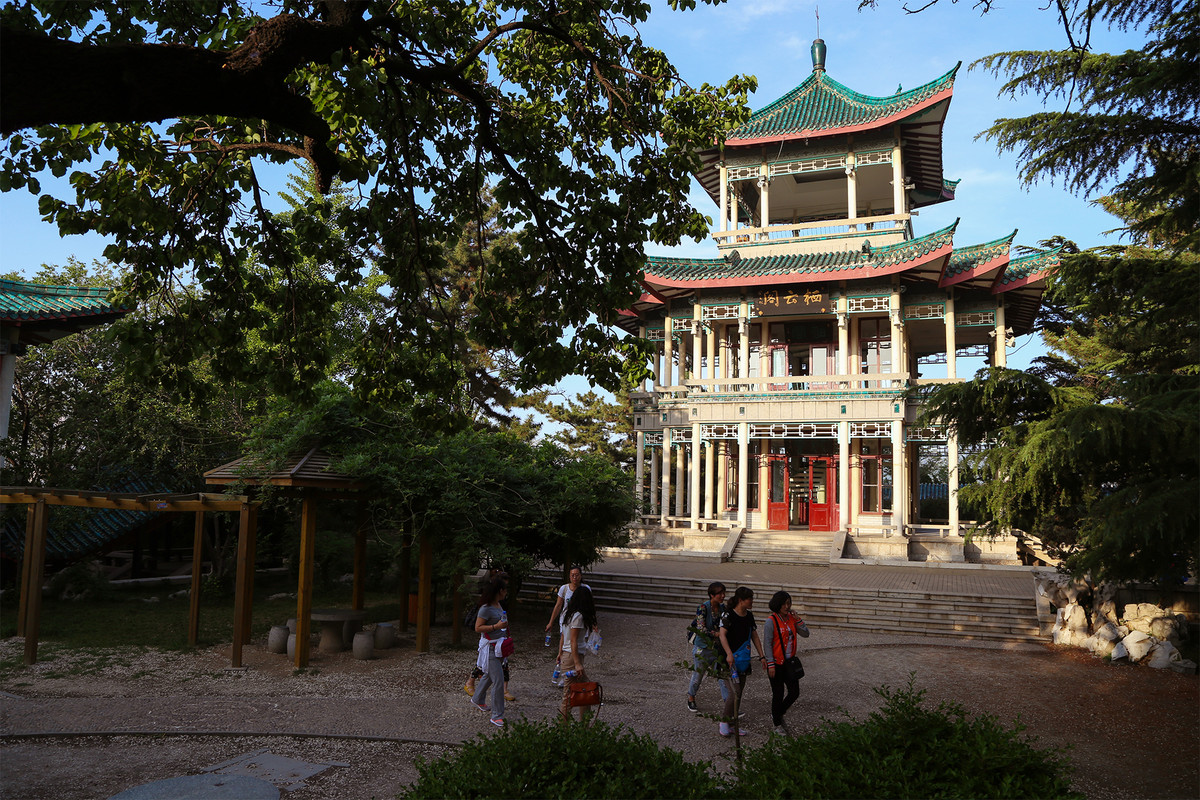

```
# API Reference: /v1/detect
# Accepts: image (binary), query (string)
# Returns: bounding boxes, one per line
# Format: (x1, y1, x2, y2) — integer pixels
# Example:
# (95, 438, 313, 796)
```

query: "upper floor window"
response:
(859, 317, 892, 374)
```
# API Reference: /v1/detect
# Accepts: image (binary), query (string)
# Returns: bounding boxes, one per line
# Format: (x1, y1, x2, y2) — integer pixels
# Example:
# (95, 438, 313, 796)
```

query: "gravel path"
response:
(1, 608, 1197, 800)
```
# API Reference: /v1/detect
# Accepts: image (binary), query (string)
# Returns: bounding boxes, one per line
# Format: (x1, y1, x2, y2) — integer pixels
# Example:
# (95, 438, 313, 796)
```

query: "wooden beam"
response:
(231, 503, 254, 668)
(1, 491, 250, 512)
(23, 499, 48, 665)
(240, 504, 258, 645)
(294, 494, 318, 668)
(188, 511, 204, 646)
(397, 534, 411, 633)
(415, 533, 433, 653)
(352, 502, 366, 611)
(17, 503, 34, 638)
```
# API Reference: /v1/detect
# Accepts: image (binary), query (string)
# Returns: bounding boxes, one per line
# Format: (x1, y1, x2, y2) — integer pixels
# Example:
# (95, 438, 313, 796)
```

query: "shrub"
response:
(729, 677, 1083, 800)
(401, 719, 722, 799)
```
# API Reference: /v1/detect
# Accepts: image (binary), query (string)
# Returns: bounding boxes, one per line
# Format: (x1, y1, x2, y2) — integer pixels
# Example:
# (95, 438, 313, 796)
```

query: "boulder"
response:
(1121, 630, 1155, 662)
(1110, 641, 1129, 662)
(1146, 641, 1180, 670)
(1170, 659, 1198, 675)
(1095, 622, 1123, 643)
(1052, 602, 1092, 646)
(1123, 604, 1187, 645)
(1093, 583, 1120, 625)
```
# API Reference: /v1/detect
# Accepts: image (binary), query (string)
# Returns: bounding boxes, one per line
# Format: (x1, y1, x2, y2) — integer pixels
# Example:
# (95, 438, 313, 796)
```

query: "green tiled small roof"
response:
(0, 277, 123, 320)
(1, 277, 130, 345)
(996, 246, 1062, 288)
(944, 230, 1017, 280)
(727, 63, 960, 143)
(644, 222, 957, 286)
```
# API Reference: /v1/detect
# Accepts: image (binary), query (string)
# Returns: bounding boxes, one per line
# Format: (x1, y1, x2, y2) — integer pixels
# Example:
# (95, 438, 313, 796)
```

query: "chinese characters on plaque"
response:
(751, 287, 830, 316)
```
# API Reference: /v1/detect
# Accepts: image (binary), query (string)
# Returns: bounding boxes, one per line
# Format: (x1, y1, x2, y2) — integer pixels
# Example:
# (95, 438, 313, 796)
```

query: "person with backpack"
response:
(763, 590, 810, 735)
(559, 584, 600, 722)
(686, 581, 730, 713)
(717, 586, 767, 738)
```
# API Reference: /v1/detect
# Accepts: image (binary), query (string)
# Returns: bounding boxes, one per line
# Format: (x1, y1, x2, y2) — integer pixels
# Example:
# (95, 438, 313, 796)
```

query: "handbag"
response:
(783, 654, 805, 680)
(566, 680, 603, 707)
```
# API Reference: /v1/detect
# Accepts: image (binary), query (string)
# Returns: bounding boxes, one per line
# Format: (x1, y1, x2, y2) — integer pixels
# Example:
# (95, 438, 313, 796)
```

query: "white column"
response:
(948, 432, 960, 535)
(660, 430, 671, 526)
(705, 438, 716, 521)
(690, 424, 703, 527)
(718, 163, 728, 234)
(945, 292, 957, 379)
(994, 301, 1008, 368)
(737, 423, 749, 528)
(759, 321, 769, 387)
(838, 421, 851, 531)
(890, 286, 904, 382)
(837, 294, 849, 380)
(675, 440, 686, 519)
(650, 445, 660, 515)
(759, 163, 769, 238)
(738, 306, 750, 381)
(717, 441, 728, 516)
(891, 424, 906, 533)
(635, 431, 645, 514)
(892, 138, 905, 217)
(691, 311, 702, 385)
(707, 322, 717, 383)
(664, 312, 674, 387)
(730, 183, 739, 232)
(846, 152, 858, 231)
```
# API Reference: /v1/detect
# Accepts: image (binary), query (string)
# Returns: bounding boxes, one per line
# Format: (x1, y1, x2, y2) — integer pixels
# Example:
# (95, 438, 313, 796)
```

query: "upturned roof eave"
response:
(722, 85, 954, 148)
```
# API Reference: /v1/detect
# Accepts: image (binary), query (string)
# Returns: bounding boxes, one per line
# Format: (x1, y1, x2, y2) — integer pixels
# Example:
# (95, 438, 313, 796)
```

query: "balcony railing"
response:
(712, 213, 911, 252)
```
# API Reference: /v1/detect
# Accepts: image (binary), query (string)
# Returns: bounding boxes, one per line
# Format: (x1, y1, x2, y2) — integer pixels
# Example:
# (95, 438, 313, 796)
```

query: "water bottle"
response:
(551, 665, 561, 682)
(730, 666, 739, 682)
(544, 633, 552, 647)
(591, 634, 602, 654)
(563, 669, 576, 679)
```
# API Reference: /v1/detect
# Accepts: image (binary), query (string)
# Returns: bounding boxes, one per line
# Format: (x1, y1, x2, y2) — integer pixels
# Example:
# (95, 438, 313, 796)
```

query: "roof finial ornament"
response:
(811, 8, 826, 74)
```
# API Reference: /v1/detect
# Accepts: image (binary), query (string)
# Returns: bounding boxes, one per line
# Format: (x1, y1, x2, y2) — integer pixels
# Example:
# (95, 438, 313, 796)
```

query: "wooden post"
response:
(23, 499, 48, 665)
(188, 511, 204, 646)
(415, 533, 433, 653)
(231, 503, 255, 667)
(451, 573, 464, 646)
(240, 504, 258, 645)
(398, 533, 411, 633)
(352, 502, 367, 611)
(17, 503, 35, 638)
(295, 494, 318, 667)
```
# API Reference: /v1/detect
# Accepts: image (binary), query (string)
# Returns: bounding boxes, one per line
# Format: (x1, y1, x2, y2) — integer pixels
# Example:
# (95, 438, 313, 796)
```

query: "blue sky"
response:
(0, 0, 1150, 383)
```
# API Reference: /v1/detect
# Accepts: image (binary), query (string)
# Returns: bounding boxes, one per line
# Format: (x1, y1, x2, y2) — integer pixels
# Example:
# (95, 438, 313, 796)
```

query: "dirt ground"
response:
(1, 608, 1197, 800)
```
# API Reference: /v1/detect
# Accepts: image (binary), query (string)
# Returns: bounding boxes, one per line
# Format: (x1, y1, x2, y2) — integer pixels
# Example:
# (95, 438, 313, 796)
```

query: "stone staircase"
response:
(730, 529, 836, 565)
(521, 568, 1042, 645)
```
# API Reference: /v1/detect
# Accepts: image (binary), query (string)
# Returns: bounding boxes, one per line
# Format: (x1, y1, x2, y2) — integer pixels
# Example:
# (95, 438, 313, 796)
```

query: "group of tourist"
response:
(687, 581, 810, 737)
(466, 566, 600, 728)
(464, 568, 808, 736)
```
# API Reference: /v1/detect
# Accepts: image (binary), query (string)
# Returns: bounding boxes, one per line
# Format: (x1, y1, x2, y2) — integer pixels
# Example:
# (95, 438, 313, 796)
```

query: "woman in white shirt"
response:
(559, 584, 599, 722)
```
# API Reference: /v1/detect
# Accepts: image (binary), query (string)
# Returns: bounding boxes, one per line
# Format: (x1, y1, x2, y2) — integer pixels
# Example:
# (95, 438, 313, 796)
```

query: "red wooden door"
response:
(767, 456, 789, 530)
(808, 457, 839, 531)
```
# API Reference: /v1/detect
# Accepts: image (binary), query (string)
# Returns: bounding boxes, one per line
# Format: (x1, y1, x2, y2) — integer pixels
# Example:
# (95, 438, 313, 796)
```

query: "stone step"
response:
(520, 568, 1041, 644)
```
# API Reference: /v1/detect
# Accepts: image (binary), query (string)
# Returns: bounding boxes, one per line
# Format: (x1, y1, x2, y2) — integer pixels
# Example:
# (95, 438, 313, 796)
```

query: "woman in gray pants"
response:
(470, 576, 510, 728)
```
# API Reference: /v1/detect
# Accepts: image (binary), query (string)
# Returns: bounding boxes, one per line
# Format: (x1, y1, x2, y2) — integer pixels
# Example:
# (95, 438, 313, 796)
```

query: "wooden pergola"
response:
(204, 448, 436, 667)
(1, 488, 257, 667)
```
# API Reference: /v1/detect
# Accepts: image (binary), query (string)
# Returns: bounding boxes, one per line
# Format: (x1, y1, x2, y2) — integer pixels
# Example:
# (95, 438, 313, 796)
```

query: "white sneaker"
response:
(774, 724, 789, 736)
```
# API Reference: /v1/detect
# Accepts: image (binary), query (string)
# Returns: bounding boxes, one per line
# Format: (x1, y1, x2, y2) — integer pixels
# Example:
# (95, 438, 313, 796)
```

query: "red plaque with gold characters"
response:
(751, 287, 830, 316)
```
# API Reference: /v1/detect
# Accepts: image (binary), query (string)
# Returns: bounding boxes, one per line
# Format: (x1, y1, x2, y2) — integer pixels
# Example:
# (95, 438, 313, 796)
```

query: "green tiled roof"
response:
(0, 277, 124, 321)
(728, 63, 959, 142)
(945, 230, 1017, 279)
(645, 222, 957, 284)
(0, 479, 167, 562)
(997, 246, 1062, 287)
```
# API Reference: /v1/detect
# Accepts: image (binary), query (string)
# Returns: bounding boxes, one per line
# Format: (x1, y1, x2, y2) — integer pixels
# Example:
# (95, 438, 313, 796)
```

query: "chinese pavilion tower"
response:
(620, 41, 1057, 564)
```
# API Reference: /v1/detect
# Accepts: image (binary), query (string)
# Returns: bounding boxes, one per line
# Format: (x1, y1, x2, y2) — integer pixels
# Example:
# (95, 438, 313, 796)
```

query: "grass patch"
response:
(0, 573, 408, 654)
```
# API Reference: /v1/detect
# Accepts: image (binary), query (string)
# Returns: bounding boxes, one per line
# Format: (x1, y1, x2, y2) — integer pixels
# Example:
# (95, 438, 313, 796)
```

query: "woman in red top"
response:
(763, 590, 810, 735)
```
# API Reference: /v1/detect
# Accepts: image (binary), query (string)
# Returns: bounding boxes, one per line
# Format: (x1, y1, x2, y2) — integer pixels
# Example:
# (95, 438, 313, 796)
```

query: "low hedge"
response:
(400, 679, 1082, 799)
(730, 678, 1083, 799)
(401, 719, 722, 799)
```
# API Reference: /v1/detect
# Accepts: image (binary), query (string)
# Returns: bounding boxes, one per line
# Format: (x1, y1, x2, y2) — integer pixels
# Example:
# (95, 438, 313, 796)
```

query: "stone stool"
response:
(374, 622, 395, 649)
(267, 625, 289, 654)
(352, 631, 374, 660)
